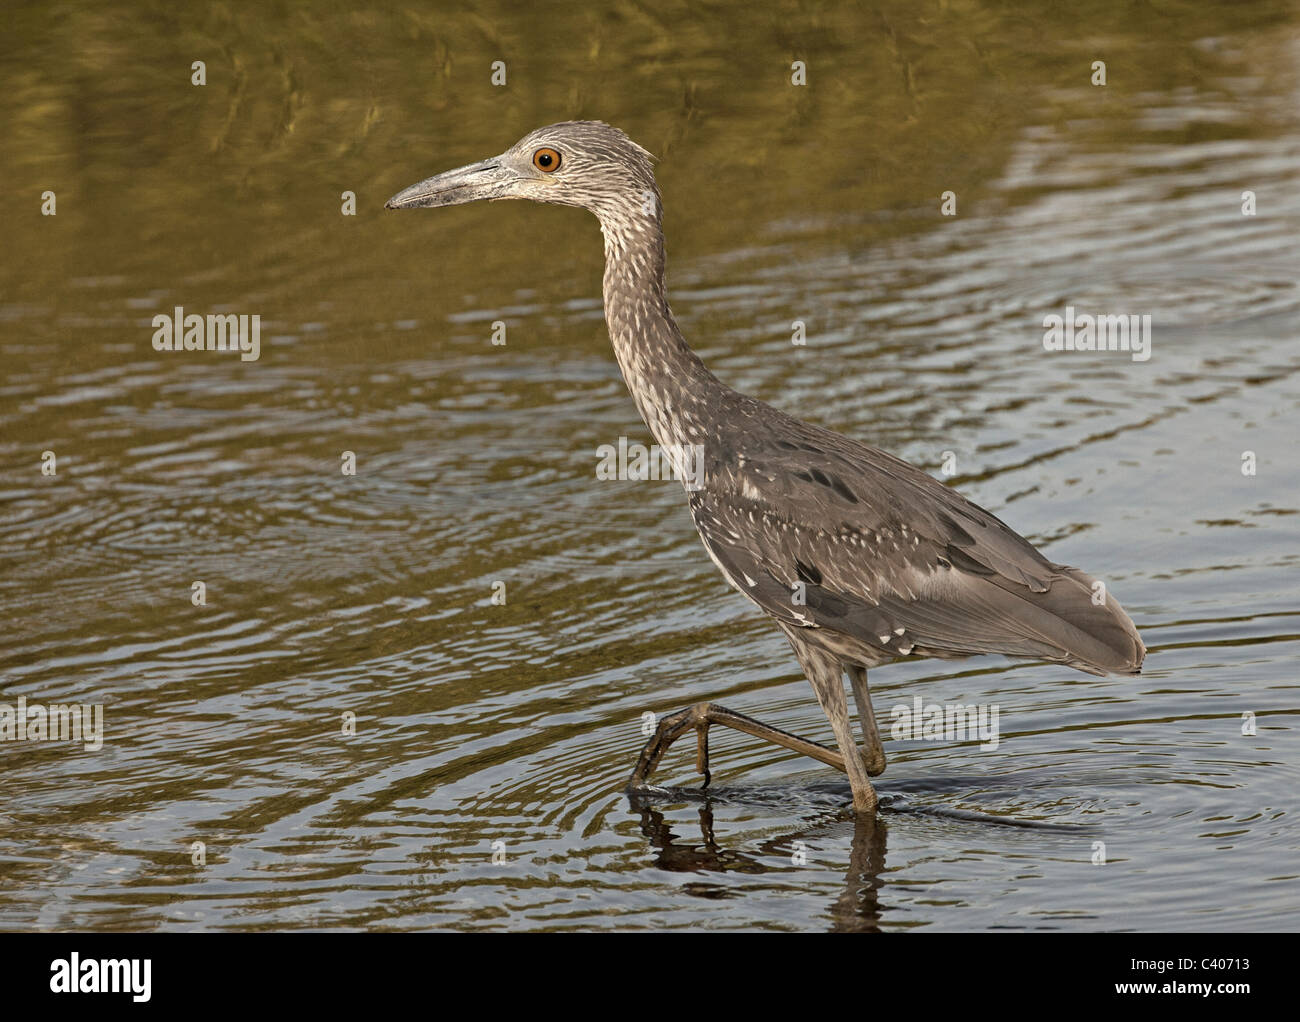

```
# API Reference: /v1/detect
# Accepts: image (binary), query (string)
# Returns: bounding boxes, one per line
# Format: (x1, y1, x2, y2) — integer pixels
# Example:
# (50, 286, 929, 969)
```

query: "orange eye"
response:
(532, 147, 561, 172)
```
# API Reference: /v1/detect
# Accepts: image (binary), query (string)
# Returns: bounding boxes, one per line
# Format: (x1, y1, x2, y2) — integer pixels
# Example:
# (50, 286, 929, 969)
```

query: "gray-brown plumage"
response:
(387, 120, 1145, 813)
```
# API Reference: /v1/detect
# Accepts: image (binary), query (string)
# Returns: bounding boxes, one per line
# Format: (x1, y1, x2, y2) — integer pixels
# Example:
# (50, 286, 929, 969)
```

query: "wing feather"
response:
(687, 399, 1145, 675)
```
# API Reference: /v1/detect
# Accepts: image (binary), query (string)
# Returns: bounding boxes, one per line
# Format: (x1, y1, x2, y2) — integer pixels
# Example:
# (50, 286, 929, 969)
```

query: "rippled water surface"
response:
(2, 1, 1298, 931)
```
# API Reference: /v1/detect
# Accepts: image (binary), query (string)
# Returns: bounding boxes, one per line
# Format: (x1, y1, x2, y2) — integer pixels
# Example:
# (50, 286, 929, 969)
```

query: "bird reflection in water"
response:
(627, 787, 887, 932)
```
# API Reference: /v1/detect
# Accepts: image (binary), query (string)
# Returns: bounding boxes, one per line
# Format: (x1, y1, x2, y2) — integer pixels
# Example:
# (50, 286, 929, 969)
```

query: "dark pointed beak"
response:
(385, 157, 515, 210)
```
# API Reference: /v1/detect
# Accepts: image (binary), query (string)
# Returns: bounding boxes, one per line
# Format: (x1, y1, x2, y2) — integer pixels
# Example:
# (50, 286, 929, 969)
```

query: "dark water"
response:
(1, 1, 1298, 931)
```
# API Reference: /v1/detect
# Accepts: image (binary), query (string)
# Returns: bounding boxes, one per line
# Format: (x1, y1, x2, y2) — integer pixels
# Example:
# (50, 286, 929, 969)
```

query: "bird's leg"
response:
(848, 666, 887, 777)
(695, 715, 711, 787)
(790, 640, 878, 813)
(628, 702, 849, 791)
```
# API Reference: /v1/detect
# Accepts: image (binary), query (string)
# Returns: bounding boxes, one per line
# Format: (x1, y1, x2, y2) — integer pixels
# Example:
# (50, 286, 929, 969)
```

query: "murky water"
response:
(2, 1, 1298, 931)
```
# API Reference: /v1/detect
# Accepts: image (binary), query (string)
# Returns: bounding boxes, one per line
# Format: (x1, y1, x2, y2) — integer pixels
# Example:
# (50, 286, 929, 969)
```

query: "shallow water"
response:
(1, 1, 1298, 931)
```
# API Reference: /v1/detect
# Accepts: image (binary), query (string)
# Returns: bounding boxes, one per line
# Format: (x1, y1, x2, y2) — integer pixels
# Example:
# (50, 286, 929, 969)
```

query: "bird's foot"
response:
(627, 702, 848, 792)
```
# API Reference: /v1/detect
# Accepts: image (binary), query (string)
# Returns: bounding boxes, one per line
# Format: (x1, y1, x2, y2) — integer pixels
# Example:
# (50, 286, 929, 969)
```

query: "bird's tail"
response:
(1001, 564, 1146, 676)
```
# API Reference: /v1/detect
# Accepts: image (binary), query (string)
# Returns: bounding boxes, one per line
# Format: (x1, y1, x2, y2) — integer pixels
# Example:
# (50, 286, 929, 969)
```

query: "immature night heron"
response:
(386, 121, 1145, 813)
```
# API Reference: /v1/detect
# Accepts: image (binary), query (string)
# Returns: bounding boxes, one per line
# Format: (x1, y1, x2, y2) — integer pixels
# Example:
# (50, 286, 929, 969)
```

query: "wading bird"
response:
(386, 121, 1145, 813)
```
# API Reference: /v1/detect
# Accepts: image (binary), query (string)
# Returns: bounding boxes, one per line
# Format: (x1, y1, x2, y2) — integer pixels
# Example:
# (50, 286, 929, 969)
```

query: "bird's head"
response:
(385, 120, 659, 225)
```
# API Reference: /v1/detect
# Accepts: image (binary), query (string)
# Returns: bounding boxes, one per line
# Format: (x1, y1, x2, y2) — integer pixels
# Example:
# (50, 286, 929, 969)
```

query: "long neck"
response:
(597, 208, 725, 452)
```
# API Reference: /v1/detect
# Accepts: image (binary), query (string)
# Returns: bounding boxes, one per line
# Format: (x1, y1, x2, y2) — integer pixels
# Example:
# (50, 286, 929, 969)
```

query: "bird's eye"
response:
(532, 147, 561, 173)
